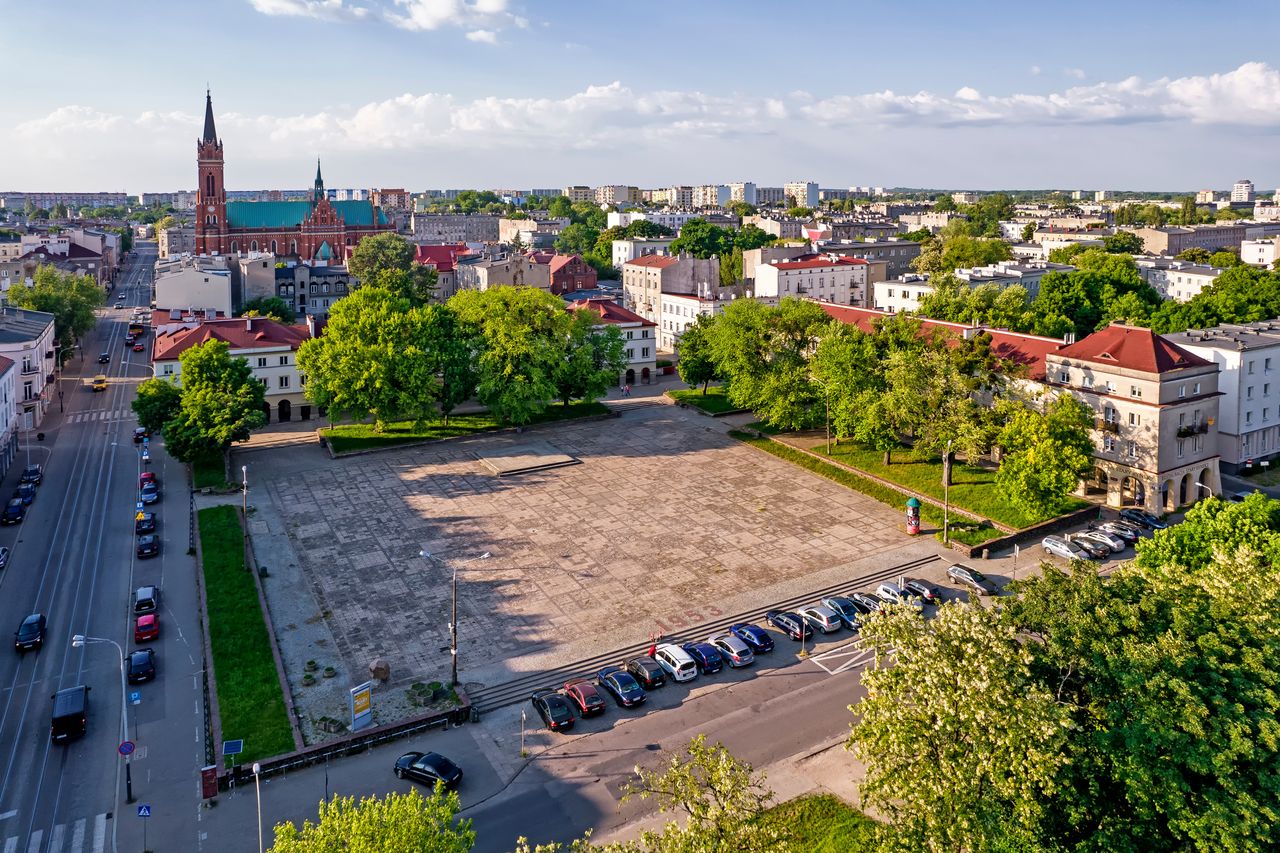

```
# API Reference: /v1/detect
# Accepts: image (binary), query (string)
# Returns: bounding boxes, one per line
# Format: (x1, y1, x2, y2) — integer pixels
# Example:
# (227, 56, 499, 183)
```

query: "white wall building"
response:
(874, 275, 934, 314)
(658, 289, 729, 352)
(567, 298, 659, 385)
(726, 182, 757, 205)
(784, 181, 819, 208)
(1232, 179, 1256, 203)
(606, 210, 702, 233)
(0, 306, 57, 430)
(611, 237, 675, 270)
(755, 254, 867, 306)
(154, 258, 233, 316)
(1137, 260, 1223, 302)
(1242, 237, 1279, 268)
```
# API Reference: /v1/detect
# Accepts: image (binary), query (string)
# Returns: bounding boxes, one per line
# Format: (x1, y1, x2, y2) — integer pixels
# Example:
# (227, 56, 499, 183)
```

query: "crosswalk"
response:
(1, 813, 107, 853)
(66, 409, 133, 425)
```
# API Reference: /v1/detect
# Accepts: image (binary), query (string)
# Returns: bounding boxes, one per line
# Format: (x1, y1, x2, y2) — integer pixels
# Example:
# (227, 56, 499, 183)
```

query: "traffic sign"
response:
(135, 502, 143, 511)
(136, 805, 151, 818)
(135, 510, 145, 520)
(130, 691, 140, 705)
(222, 739, 244, 757)
(118, 741, 135, 756)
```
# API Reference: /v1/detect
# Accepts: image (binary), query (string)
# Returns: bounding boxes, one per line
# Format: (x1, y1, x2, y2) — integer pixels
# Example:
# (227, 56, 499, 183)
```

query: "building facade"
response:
(158, 225, 196, 259)
(0, 356, 15, 478)
(0, 306, 57, 430)
(611, 237, 675, 269)
(1232, 179, 1256, 203)
(784, 182, 819, 208)
(568, 298, 658, 385)
(754, 254, 867, 306)
(1133, 224, 1248, 255)
(622, 255, 719, 323)
(410, 213, 499, 243)
(1242, 237, 1279, 268)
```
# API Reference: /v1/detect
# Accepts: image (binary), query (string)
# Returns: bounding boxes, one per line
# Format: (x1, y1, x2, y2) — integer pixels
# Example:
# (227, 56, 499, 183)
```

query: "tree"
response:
(51, 202, 68, 219)
(420, 304, 476, 425)
(933, 194, 957, 212)
(131, 378, 182, 434)
(669, 219, 734, 259)
(995, 393, 1094, 517)
(555, 309, 626, 407)
(1102, 230, 1144, 254)
(346, 232, 435, 304)
(623, 219, 672, 239)
(7, 265, 102, 353)
(1208, 249, 1242, 269)
(726, 200, 757, 217)
(675, 315, 717, 393)
(1176, 247, 1212, 264)
(785, 206, 813, 219)
(239, 296, 295, 322)
(547, 195, 573, 219)
(297, 288, 445, 431)
(269, 787, 474, 853)
(163, 340, 267, 481)
(554, 222, 601, 257)
(849, 603, 1072, 852)
(1133, 491, 1280, 578)
(1021, 221, 1037, 242)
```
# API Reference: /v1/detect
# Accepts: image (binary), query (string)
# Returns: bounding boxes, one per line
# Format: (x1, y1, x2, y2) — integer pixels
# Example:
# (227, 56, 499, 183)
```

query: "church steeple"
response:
(202, 89, 218, 144)
(313, 158, 325, 202)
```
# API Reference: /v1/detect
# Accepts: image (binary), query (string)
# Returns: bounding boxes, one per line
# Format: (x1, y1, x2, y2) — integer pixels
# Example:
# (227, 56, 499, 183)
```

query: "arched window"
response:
(251, 241, 259, 252)
(206, 174, 214, 196)
(270, 240, 278, 253)
(231, 242, 239, 253)
(290, 241, 297, 255)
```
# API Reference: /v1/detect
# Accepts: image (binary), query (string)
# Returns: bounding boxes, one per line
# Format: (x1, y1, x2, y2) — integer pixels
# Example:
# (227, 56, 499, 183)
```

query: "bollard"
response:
(981, 548, 989, 560)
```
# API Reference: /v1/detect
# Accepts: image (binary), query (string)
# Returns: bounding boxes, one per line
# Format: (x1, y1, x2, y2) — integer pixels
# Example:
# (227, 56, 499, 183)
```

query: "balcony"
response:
(1095, 418, 1120, 434)
(1177, 421, 1210, 438)
(19, 365, 38, 376)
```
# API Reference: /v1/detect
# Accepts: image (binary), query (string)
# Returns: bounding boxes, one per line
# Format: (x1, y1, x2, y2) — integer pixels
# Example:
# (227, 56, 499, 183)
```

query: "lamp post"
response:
(71, 634, 133, 803)
(253, 761, 263, 853)
(241, 465, 248, 518)
(942, 439, 953, 545)
(420, 550, 490, 686)
(1194, 481, 1213, 500)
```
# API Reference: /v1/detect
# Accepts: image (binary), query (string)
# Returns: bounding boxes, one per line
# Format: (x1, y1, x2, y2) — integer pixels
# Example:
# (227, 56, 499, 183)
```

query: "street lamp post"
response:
(943, 439, 953, 545)
(420, 550, 490, 687)
(253, 761, 264, 853)
(241, 465, 248, 519)
(1194, 481, 1213, 500)
(71, 634, 133, 803)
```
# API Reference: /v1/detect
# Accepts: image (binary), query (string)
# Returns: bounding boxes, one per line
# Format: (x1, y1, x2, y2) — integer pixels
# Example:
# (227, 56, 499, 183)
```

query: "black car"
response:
(126, 648, 156, 684)
(946, 564, 999, 596)
(14, 484, 36, 506)
(849, 593, 883, 615)
(729, 622, 775, 653)
(530, 688, 575, 732)
(765, 610, 810, 641)
(98, 352, 110, 364)
(19, 465, 42, 485)
(625, 656, 666, 689)
(133, 427, 149, 444)
(136, 535, 160, 559)
(394, 751, 463, 789)
(1119, 508, 1168, 530)
(821, 596, 863, 630)
(14, 613, 45, 653)
(902, 579, 941, 606)
(681, 642, 724, 674)
(1, 499, 25, 525)
(135, 513, 157, 534)
(595, 666, 646, 708)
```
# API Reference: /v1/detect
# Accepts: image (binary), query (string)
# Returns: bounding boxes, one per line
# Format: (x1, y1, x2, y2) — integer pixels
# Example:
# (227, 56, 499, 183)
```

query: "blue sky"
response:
(2, 0, 1279, 193)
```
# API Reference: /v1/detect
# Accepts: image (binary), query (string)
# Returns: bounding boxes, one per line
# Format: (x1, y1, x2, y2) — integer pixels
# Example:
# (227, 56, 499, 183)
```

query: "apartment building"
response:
(1045, 325, 1221, 513)
(456, 253, 551, 293)
(612, 237, 675, 270)
(1242, 237, 1279, 268)
(621, 254, 718, 323)
(1133, 223, 1248, 255)
(0, 356, 15, 478)
(899, 211, 960, 233)
(657, 289, 733, 352)
(726, 183, 757, 205)
(784, 182, 819, 208)
(1232, 179, 1255, 203)
(692, 185, 729, 208)
(814, 239, 923, 279)
(1135, 259, 1223, 302)
(563, 186, 593, 203)
(595, 185, 641, 206)
(370, 188, 411, 213)
(568, 298, 657, 385)
(0, 306, 57, 430)
(154, 255, 234, 315)
(158, 225, 196, 259)
(410, 213, 499, 243)
(607, 210, 703, 232)
(755, 187, 786, 206)
(874, 274, 934, 314)
(667, 186, 694, 208)
(951, 192, 980, 205)
(755, 254, 867, 306)
(498, 217, 569, 246)
(743, 215, 805, 239)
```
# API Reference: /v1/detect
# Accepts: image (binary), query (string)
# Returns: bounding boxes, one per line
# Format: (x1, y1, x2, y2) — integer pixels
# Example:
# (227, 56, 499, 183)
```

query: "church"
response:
(194, 92, 394, 258)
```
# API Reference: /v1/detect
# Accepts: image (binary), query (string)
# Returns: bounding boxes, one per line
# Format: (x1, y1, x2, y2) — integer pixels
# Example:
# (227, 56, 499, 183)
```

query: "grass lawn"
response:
(198, 505, 295, 764)
(192, 453, 231, 490)
(322, 401, 609, 454)
(730, 431, 1000, 547)
(823, 442, 1087, 530)
(760, 794, 878, 851)
(668, 385, 742, 414)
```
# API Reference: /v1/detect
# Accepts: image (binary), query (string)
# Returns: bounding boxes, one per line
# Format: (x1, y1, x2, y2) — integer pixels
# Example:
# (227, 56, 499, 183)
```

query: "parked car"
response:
(139, 472, 157, 488)
(394, 751, 463, 789)
(1096, 521, 1139, 543)
(728, 623, 774, 653)
(140, 483, 160, 505)
(681, 642, 724, 674)
(530, 688, 575, 732)
(820, 596, 862, 630)
(798, 604, 842, 633)
(135, 513, 157, 534)
(1119, 508, 1168, 530)
(625, 656, 666, 689)
(1227, 490, 1254, 503)
(133, 427, 149, 444)
(132, 342, 145, 352)
(1065, 534, 1110, 559)
(848, 593, 884, 615)
(875, 582, 924, 612)
(134, 613, 159, 643)
(14, 613, 45, 652)
(0, 546, 8, 571)
(14, 484, 36, 506)
(946, 564, 999, 596)
(707, 633, 754, 667)
(133, 585, 160, 614)
(1042, 535, 1089, 560)
(1077, 529, 1125, 553)
(136, 535, 160, 559)
(653, 644, 698, 683)
(1, 499, 25, 525)
(595, 666, 645, 708)
(19, 465, 42, 485)
(561, 679, 606, 716)
(901, 579, 941, 606)
(126, 648, 156, 684)
(98, 352, 110, 364)
(765, 610, 810, 641)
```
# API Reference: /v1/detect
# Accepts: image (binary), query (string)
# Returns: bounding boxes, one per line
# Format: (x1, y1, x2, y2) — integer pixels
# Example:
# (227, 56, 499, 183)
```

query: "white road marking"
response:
(2, 837, 14, 853)
(24, 829, 40, 853)
(91, 815, 105, 853)
(0, 813, 14, 821)
(46, 823, 63, 853)
(809, 638, 879, 675)
(70, 819, 84, 853)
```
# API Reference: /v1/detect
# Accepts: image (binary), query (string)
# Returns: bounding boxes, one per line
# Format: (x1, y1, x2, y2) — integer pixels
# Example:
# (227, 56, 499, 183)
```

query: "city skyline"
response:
(2, 0, 1279, 192)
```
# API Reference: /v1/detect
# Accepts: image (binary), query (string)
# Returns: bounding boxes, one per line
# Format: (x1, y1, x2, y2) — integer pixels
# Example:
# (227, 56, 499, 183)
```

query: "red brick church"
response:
(194, 91, 394, 258)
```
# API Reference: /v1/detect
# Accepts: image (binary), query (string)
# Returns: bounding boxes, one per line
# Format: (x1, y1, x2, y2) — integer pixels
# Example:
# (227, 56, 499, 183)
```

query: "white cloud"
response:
(1065, 67, 1086, 79)
(465, 28, 497, 43)
(1029, 65, 1042, 76)
(247, 0, 367, 21)
(387, 0, 520, 32)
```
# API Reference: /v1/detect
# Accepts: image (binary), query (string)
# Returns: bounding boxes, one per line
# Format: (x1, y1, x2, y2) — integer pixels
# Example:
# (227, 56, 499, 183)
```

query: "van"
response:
(653, 643, 698, 683)
(91, 375, 107, 392)
(50, 685, 89, 743)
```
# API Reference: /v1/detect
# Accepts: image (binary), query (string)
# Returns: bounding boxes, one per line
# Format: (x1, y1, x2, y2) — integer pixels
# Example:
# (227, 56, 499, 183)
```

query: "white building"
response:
(784, 181, 819, 208)
(1136, 260, 1223, 302)
(567, 298, 659, 386)
(1242, 238, 1279, 268)
(1232, 179, 1256, 203)
(0, 306, 57, 430)
(1095, 190, 1113, 202)
(691, 185, 729, 208)
(154, 255, 233, 316)
(611, 237, 675, 270)
(0, 356, 16, 477)
(755, 253, 867, 306)
(954, 260, 1072, 297)
(874, 275, 934, 314)
(755, 187, 786, 206)
(606, 210, 701, 233)
(726, 183, 757, 205)
(952, 192, 980, 205)
(667, 186, 694, 208)
(658, 289, 733, 352)
(1165, 321, 1280, 474)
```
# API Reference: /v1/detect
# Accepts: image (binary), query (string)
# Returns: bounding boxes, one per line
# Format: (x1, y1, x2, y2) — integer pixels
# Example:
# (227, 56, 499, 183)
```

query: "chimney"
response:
(246, 316, 253, 332)
(306, 313, 317, 338)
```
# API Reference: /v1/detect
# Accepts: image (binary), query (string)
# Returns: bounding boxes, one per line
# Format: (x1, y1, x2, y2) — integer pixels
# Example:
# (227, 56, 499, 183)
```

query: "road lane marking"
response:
(810, 638, 879, 675)
(24, 829, 40, 853)
(0, 813, 14, 821)
(46, 823, 63, 853)
(70, 818, 84, 853)
(92, 815, 105, 853)
(2, 837, 13, 853)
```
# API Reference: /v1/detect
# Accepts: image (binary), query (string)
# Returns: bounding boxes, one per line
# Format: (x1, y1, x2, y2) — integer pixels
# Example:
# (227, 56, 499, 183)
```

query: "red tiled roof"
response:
(625, 255, 680, 269)
(0, 355, 13, 375)
(414, 243, 467, 272)
(818, 303, 1065, 381)
(1052, 323, 1212, 373)
(567, 298, 656, 327)
(547, 254, 579, 274)
(153, 317, 311, 362)
(770, 254, 868, 271)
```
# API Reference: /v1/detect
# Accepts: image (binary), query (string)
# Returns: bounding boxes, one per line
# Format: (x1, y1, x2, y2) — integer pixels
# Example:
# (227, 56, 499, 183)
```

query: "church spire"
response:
(202, 89, 218, 144)
(313, 158, 325, 202)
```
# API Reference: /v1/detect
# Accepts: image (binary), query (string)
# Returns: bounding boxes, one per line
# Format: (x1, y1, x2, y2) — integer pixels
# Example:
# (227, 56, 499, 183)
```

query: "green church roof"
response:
(332, 200, 388, 227)
(225, 199, 388, 229)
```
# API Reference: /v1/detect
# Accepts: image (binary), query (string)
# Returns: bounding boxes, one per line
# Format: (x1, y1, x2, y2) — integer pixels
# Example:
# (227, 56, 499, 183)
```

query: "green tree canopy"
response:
(995, 393, 1095, 517)
(675, 314, 718, 393)
(346, 232, 435, 304)
(131, 378, 182, 434)
(7, 265, 102, 352)
(554, 222, 601, 257)
(1102, 230, 1144, 254)
(555, 309, 627, 406)
(239, 296, 295, 322)
(163, 339, 267, 480)
(270, 787, 474, 853)
(669, 219, 734, 260)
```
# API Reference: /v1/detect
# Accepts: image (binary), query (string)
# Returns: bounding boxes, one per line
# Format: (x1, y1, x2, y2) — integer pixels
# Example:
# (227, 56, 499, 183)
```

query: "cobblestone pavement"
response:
(245, 403, 938, 723)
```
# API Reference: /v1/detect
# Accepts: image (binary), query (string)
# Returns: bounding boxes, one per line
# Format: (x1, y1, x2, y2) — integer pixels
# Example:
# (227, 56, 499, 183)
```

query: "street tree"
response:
(1176, 247, 1213, 264)
(555, 309, 627, 407)
(554, 222, 601, 257)
(1102, 231, 1144, 254)
(269, 788, 474, 853)
(8, 266, 102, 353)
(346, 232, 436, 304)
(675, 314, 718, 393)
(1021, 221, 1037, 242)
(995, 393, 1095, 517)
(239, 296, 295, 322)
(849, 603, 1072, 853)
(162, 340, 267, 481)
(131, 378, 182, 434)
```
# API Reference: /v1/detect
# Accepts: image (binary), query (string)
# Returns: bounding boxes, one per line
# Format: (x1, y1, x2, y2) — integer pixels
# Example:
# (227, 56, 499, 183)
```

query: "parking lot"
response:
(247, 404, 944, 695)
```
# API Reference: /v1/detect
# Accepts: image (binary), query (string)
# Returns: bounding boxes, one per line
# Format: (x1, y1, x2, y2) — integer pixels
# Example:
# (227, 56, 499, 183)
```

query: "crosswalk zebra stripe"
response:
(90, 815, 104, 853)
(46, 823, 64, 853)
(3, 836, 15, 853)
(24, 829, 40, 853)
(70, 819, 84, 853)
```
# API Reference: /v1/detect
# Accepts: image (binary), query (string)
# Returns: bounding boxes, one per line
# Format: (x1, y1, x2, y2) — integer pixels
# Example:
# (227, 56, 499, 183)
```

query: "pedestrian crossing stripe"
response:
(3, 812, 106, 853)
(67, 410, 133, 424)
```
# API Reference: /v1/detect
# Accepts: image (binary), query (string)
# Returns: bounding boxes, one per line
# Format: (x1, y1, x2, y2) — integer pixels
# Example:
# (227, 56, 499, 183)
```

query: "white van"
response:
(653, 643, 698, 683)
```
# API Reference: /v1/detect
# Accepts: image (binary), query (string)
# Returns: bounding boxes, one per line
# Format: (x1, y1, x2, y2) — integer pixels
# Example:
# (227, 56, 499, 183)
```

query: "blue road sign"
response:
(118, 741, 135, 756)
(130, 691, 140, 705)
(137, 805, 151, 818)
(222, 739, 244, 757)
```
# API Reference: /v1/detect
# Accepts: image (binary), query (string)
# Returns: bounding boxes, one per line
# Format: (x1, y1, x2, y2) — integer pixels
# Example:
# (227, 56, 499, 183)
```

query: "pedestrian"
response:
(624, 384, 631, 397)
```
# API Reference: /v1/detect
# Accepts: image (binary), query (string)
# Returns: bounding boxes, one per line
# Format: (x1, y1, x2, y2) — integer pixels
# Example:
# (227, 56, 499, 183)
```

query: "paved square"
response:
(262, 406, 921, 689)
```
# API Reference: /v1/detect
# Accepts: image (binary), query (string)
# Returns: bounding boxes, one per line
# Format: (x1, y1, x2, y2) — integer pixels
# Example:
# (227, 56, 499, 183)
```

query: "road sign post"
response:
(350, 682, 373, 732)
(223, 739, 244, 785)
(118, 741, 135, 757)
(137, 804, 150, 851)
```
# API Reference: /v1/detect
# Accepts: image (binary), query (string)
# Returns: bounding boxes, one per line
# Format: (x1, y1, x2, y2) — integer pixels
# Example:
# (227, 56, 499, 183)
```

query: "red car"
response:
(134, 613, 159, 643)
(139, 472, 157, 489)
(562, 678, 606, 716)
(132, 342, 145, 352)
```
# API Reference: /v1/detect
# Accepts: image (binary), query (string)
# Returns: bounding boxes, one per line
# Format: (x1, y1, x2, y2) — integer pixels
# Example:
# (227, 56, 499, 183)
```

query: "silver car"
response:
(1066, 534, 1110, 559)
(1042, 535, 1088, 560)
(798, 604, 842, 633)
(707, 633, 754, 667)
(875, 582, 924, 612)
(1078, 529, 1124, 553)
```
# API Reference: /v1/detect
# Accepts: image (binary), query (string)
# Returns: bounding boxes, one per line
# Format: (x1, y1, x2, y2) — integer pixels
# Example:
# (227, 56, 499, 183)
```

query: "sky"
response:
(2, 0, 1279, 194)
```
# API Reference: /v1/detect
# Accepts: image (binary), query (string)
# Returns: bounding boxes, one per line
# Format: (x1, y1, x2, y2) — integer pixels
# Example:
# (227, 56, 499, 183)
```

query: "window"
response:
(278, 376, 289, 389)
(627, 331, 634, 339)
(1083, 375, 1094, 388)
(1103, 435, 1115, 452)
(642, 347, 649, 357)
(1130, 385, 1142, 398)
(626, 348, 634, 359)
(1059, 370, 1069, 383)
(1179, 412, 1186, 426)
(279, 356, 289, 366)
(1126, 440, 1138, 458)
(1178, 384, 1186, 398)
(162, 364, 174, 375)
(1266, 408, 1271, 422)
(1194, 435, 1203, 452)
(1192, 382, 1201, 394)
(1105, 381, 1116, 393)
(1177, 439, 1185, 458)
(1249, 361, 1256, 374)
(257, 357, 267, 368)
(1267, 358, 1273, 372)
(1268, 384, 1273, 397)
(1247, 411, 1254, 424)
(22, 381, 33, 401)
(1129, 412, 1140, 426)
(1248, 386, 1254, 400)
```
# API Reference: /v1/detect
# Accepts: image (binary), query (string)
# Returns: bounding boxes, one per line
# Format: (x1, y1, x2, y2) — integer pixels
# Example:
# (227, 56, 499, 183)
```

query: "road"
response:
(0, 243, 205, 853)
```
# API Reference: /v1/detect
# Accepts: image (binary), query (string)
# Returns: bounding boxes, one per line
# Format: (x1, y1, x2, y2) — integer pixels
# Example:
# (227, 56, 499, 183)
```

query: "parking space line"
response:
(808, 638, 879, 675)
